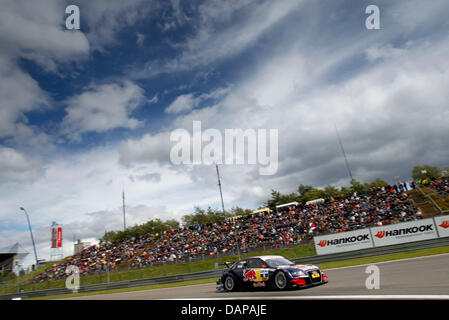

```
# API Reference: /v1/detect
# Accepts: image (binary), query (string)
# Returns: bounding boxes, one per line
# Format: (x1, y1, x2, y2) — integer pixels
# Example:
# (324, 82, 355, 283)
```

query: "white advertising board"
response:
(434, 215, 449, 238)
(313, 228, 373, 255)
(371, 218, 438, 247)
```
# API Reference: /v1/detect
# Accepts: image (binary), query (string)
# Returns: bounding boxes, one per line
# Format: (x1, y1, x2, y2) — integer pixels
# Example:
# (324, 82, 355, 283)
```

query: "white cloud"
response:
(61, 81, 146, 140)
(165, 93, 199, 114)
(119, 132, 172, 166)
(365, 44, 408, 62)
(0, 145, 221, 264)
(0, 0, 89, 147)
(0, 0, 90, 72)
(0, 147, 43, 184)
(81, 0, 155, 52)
(149, 94, 159, 104)
(139, 0, 303, 77)
(0, 56, 50, 141)
(165, 87, 230, 114)
(122, 8, 449, 207)
(136, 33, 146, 47)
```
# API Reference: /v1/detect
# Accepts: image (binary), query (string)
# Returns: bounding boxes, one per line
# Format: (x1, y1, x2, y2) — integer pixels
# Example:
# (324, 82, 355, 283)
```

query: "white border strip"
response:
(167, 295, 449, 300)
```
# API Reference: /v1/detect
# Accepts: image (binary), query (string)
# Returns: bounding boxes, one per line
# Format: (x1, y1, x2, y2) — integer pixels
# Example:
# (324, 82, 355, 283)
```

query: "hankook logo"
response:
(317, 240, 327, 247)
(316, 234, 369, 247)
(374, 224, 434, 239)
(375, 231, 386, 239)
(439, 221, 449, 229)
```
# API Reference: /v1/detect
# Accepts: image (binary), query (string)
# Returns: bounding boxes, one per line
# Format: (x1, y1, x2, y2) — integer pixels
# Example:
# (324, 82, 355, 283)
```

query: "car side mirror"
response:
(259, 265, 267, 268)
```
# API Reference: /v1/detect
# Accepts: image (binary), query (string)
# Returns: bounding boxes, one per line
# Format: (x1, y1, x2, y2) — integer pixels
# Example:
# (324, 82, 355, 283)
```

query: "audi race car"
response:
(217, 255, 328, 291)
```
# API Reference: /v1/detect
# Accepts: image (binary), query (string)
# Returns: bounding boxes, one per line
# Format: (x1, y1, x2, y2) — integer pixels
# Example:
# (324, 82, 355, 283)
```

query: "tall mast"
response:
(215, 164, 226, 218)
(334, 123, 353, 181)
(122, 188, 126, 231)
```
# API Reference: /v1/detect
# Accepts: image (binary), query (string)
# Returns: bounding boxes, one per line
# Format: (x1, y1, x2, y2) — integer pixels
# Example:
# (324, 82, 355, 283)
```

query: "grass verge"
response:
(317, 245, 449, 270)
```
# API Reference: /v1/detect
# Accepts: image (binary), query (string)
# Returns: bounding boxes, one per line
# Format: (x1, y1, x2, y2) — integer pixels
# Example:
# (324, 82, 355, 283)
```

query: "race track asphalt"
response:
(59, 253, 449, 300)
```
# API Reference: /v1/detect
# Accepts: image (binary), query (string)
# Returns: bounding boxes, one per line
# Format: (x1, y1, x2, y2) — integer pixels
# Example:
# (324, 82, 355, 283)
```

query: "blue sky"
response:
(1, 0, 449, 268)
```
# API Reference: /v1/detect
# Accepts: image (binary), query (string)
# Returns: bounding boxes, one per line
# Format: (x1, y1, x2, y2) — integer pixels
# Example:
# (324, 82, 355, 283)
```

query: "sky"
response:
(0, 0, 448, 269)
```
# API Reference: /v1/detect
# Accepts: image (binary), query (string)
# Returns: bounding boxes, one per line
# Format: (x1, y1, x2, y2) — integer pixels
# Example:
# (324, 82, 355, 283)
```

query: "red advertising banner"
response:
(57, 227, 62, 247)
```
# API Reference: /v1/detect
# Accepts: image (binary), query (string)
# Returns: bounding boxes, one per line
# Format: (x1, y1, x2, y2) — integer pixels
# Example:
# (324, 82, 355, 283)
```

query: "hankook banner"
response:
(434, 215, 449, 238)
(314, 215, 449, 255)
(371, 218, 438, 247)
(313, 228, 373, 255)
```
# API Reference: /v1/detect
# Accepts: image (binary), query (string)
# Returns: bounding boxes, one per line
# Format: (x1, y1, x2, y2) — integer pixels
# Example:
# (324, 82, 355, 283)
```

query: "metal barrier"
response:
(1, 236, 448, 300)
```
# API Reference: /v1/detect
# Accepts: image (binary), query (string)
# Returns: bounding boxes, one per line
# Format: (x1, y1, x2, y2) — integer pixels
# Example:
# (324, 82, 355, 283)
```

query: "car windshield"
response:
(263, 257, 295, 267)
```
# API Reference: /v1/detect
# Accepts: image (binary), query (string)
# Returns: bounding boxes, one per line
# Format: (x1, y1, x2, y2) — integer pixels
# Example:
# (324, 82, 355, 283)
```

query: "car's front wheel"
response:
(224, 275, 236, 292)
(273, 271, 288, 290)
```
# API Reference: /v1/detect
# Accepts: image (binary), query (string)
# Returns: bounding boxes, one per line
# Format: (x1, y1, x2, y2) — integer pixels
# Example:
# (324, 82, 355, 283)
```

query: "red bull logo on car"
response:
(243, 269, 269, 282)
(243, 269, 258, 282)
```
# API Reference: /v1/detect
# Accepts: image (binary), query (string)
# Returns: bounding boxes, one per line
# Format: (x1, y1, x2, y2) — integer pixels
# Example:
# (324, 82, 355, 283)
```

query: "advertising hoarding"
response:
(313, 228, 373, 255)
(314, 215, 449, 255)
(370, 218, 438, 247)
(434, 215, 449, 238)
(57, 227, 62, 248)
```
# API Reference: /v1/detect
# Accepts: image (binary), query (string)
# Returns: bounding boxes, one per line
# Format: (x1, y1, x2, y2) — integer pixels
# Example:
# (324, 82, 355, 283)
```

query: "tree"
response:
(366, 178, 389, 189)
(181, 206, 225, 227)
(230, 206, 253, 217)
(165, 219, 180, 230)
(412, 165, 442, 180)
(100, 218, 181, 242)
(350, 179, 365, 193)
(264, 189, 283, 211)
(301, 188, 327, 202)
(339, 186, 352, 197)
(264, 189, 301, 210)
(297, 184, 313, 197)
(323, 185, 340, 199)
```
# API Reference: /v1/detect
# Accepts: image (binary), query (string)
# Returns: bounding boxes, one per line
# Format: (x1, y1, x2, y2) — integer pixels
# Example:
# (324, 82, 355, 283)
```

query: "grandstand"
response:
(0, 243, 29, 276)
(28, 182, 433, 285)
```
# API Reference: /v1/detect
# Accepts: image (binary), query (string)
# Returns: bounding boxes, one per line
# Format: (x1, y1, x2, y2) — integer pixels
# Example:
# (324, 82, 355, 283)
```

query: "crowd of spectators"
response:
(420, 177, 449, 195)
(31, 183, 421, 283)
(32, 238, 153, 282)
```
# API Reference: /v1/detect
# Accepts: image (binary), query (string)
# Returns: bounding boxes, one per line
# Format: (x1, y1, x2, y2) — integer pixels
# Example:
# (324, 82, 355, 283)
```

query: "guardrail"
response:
(1, 237, 448, 300)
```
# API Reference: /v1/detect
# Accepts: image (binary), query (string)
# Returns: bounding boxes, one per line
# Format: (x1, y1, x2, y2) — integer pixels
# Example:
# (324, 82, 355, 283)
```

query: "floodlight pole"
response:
(122, 189, 127, 231)
(19, 207, 39, 268)
(215, 164, 226, 218)
(334, 123, 353, 181)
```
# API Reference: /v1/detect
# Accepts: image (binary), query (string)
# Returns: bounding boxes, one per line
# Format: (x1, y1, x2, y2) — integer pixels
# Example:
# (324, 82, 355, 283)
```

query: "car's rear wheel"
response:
(224, 275, 236, 292)
(273, 271, 288, 290)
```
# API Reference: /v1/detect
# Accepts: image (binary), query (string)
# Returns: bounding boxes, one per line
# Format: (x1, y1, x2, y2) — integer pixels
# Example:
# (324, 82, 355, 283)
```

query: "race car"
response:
(216, 255, 328, 291)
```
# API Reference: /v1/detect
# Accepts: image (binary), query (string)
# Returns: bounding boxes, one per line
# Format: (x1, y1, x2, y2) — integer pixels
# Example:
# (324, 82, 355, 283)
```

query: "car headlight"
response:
(290, 270, 307, 277)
